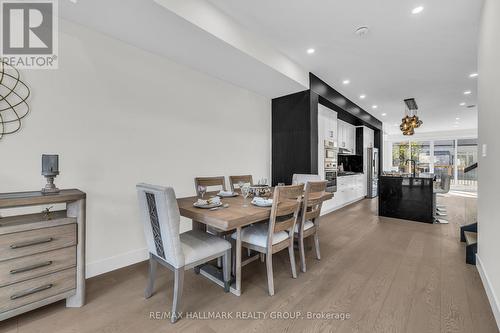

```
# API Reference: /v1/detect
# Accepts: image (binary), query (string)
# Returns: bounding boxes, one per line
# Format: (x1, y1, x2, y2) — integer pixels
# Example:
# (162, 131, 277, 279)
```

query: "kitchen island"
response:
(378, 175, 434, 223)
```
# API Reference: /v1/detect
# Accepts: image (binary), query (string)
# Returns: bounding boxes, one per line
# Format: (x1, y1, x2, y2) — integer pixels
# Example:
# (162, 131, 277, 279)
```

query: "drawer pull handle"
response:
(10, 284, 53, 300)
(10, 237, 54, 249)
(10, 261, 53, 274)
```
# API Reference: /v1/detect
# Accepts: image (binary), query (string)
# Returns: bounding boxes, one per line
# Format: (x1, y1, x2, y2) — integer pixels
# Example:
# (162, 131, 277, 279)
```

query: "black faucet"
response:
(405, 159, 417, 178)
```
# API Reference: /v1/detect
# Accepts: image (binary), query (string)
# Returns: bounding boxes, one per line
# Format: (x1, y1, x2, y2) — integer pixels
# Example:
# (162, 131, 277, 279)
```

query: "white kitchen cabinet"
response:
(337, 120, 356, 152)
(318, 104, 337, 143)
(323, 174, 365, 214)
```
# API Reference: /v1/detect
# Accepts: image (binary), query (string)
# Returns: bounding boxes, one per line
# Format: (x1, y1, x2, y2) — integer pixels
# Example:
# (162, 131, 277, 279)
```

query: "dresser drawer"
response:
(0, 246, 76, 287)
(0, 268, 75, 313)
(0, 224, 76, 262)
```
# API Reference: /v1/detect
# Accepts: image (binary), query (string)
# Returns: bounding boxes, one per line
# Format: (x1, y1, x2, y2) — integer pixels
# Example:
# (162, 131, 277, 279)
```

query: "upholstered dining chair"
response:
(229, 175, 253, 192)
(136, 183, 232, 323)
(232, 184, 304, 296)
(294, 180, 327, 273)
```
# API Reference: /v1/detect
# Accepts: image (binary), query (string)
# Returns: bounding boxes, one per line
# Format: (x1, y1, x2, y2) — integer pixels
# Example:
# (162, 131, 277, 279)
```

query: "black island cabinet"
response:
(378, 175, 434, 223)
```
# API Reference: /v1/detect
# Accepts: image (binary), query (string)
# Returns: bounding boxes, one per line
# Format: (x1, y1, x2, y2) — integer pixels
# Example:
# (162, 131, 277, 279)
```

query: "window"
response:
(389, 138, 477, 192)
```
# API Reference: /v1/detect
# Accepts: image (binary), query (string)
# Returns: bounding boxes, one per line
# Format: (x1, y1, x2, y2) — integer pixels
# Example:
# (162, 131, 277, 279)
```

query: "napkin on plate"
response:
(218, 190, 235, 196)
(251, 197, 273, 206)
(196, 196, 221, 206)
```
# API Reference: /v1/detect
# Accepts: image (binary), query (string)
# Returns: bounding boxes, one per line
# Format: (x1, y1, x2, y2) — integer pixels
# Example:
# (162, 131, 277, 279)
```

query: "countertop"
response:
(380, 174, 434, 180)
(338, 172, 364, 177)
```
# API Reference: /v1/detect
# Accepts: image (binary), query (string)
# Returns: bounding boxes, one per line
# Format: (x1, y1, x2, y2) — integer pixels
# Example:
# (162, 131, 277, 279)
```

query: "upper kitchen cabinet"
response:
(318, 104, 337, 144)
(338, 120, 356, 153)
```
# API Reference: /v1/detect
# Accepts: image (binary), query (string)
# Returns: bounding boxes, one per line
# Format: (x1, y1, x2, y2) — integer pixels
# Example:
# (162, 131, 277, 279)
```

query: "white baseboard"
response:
(86, 247, 149, 278)
(476, 254, 500, 330)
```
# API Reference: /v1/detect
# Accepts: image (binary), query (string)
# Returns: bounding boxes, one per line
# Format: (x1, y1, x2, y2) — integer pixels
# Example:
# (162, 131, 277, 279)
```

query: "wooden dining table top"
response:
(177, 191, 333, 231)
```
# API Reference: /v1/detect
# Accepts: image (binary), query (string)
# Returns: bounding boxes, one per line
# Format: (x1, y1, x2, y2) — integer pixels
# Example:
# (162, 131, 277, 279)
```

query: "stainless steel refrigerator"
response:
(367, 147, 379, 198)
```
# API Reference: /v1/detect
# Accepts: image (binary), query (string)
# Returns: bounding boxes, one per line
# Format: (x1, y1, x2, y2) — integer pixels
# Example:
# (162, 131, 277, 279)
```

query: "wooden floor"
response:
(1, 196, 498, 333)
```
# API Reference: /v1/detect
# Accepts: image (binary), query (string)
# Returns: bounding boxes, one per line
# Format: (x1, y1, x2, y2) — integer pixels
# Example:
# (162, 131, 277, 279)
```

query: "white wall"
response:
(477, 0, 500, 328)
(0, 19, 271, 278)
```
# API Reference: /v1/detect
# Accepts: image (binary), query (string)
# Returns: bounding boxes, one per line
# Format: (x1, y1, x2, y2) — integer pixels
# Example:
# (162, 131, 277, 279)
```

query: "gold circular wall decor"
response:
(0, 61, 31, 140)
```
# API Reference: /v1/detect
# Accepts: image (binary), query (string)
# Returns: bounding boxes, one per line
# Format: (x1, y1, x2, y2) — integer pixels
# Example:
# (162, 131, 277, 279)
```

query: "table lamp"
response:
(41, 154, 60, 194)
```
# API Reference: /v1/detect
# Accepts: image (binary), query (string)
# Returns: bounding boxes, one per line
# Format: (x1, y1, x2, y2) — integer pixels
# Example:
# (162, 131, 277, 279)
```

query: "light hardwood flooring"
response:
(1, 195, 498, 333)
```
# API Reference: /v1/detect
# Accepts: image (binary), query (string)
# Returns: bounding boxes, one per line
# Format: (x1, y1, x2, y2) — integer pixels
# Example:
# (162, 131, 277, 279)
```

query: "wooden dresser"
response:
(0, 189, 86, 321)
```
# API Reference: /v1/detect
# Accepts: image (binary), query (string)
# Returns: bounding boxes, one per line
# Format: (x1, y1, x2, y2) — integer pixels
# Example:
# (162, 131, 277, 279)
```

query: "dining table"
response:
(177, 189, 333, 296)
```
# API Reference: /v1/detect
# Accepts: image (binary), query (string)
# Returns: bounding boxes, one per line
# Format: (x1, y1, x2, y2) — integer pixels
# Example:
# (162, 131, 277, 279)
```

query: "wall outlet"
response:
(482, 143, 487, 157)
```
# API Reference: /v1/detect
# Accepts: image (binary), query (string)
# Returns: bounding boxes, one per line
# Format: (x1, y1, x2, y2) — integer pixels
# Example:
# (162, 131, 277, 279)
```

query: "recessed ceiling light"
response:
(382, 113, 387, 116)
(469, 73, 478, 78)
(355, 26, 370, 37)
(412, 6, 424, 14)
(342, 79, 350, 85)
(459, 102, 466, 106)
(456, 117, 461, 120)
(372, 105, 378, 109)
(464, 90, 472, 95)
(307, 48, 315, 54)
(359, 94, 366, 99)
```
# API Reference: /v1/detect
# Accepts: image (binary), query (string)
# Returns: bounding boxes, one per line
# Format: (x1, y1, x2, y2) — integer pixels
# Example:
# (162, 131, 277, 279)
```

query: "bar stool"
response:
(434, 175, 451, 224)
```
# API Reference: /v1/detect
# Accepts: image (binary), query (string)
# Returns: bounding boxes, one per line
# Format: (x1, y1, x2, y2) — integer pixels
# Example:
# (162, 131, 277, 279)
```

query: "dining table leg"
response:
(235, 227, 242, 295)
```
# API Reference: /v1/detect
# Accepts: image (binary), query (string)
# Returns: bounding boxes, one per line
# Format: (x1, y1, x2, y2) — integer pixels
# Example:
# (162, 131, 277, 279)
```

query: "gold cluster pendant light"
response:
(400, 98, 422, 136)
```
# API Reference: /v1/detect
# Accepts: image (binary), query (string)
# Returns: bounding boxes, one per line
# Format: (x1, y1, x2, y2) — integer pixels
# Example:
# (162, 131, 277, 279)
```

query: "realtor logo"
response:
(0, 0, 58, 69)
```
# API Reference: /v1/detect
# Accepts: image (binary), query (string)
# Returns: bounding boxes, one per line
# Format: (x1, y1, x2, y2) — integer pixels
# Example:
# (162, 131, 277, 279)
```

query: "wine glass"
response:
(241, 184, 250, 207)
(198, 185, 207, 199)
(238, 181, 245, 193)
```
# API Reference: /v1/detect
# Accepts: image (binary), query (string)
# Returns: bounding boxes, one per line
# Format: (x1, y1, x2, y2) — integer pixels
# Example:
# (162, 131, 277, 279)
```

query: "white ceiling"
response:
(59, 0, 306, 98)
(208, 0, 482, 134)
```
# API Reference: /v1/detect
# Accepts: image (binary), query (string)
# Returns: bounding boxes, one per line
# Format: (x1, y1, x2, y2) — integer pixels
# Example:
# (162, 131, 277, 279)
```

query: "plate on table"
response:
(217, 191, 239, 198)
(193, 202, 223, 209)
(251, 198, 273, 207)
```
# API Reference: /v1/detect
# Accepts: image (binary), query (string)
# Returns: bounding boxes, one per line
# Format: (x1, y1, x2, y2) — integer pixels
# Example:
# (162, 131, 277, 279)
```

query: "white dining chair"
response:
(136, 183, 232, 323)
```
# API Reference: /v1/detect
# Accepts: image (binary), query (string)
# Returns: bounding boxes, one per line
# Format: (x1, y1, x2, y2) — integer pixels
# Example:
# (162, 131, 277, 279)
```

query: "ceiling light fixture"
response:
(400, 98, 423, 136)
(372, 105, 378, 109)
(307, 48, 315, 54)
(382, 113, 387, 116)
(464, 90, 472, 95)
(456, 117, 461, 120)
(359, 94, 366, 99)
(460, 102, 466, 106)
(412, 6, 424, 14)
(355, 26, 370, 37)
(342, 79, 350, 85)
(469, 73, 478, 78)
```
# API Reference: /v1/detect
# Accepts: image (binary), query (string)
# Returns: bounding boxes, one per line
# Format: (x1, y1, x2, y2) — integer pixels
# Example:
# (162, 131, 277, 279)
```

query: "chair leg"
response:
(222, 249, 231, 292)
(314, 232, 321, 260)
(171, 268, 184, 324)
(288, 239, 297, 279)
(145, 255, 157, 299)
(260, 253, 265, 263)
(298, 235, 306, 273)
(266, 252, 274, 296)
